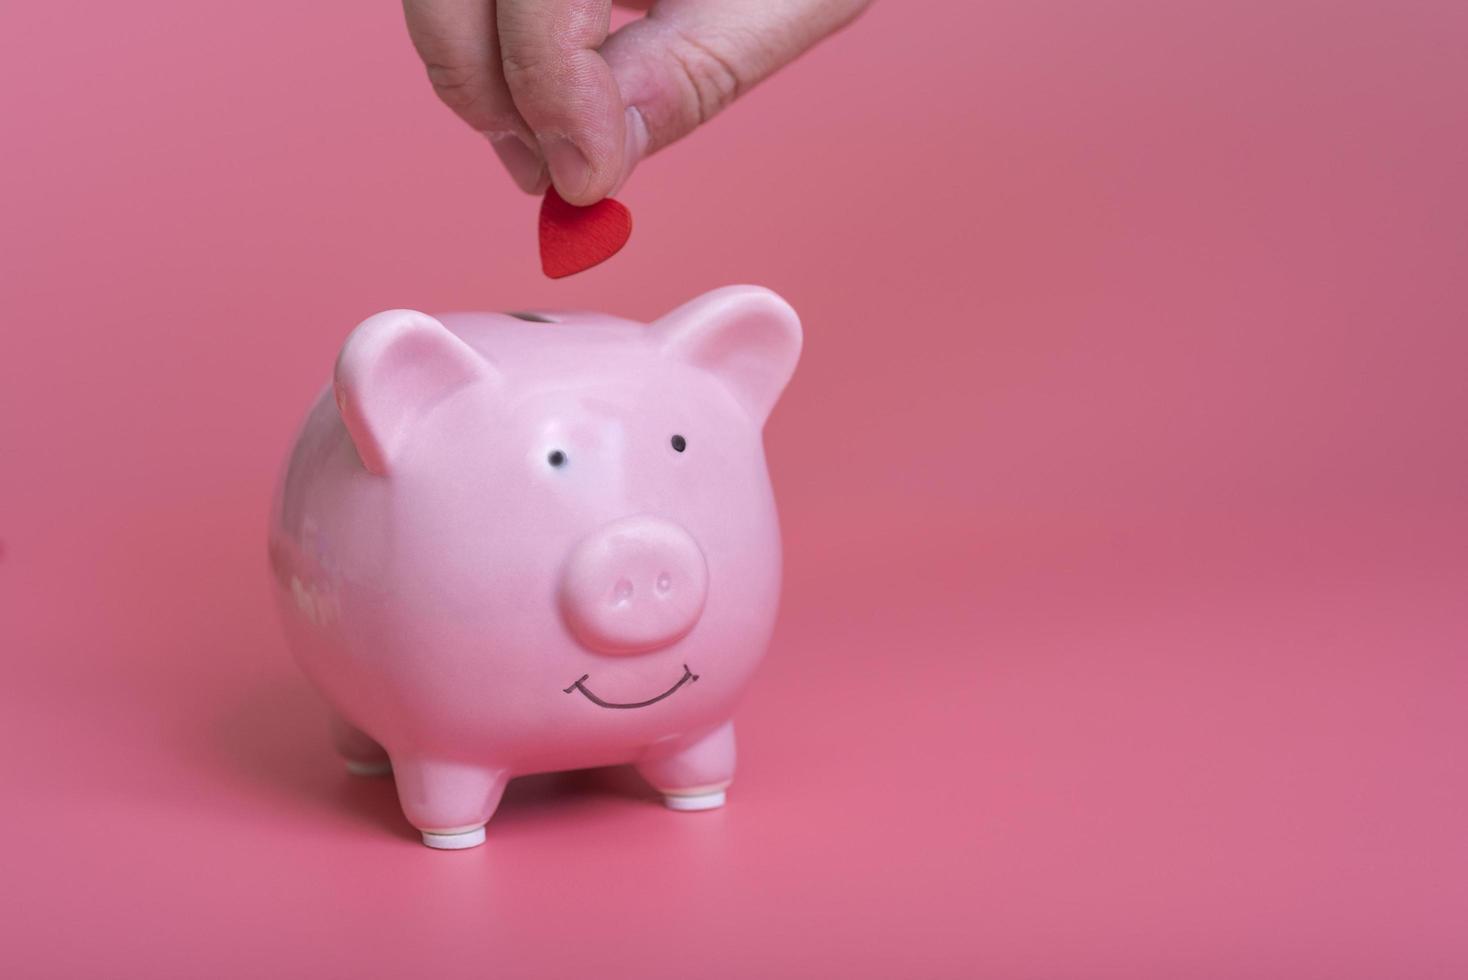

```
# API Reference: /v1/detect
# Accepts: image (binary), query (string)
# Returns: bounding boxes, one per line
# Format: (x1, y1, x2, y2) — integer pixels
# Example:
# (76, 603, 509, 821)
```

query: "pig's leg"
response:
(635, 719, 735, 811)
(328, 712, 392, 777)
(391, 759, 509, 850)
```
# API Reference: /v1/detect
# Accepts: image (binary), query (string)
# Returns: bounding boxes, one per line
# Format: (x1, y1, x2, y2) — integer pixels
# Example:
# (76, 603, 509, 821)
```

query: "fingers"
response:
(402, 0, 548, 192)
(497, 0, 628, 204)
(601, 0, 871, 167)
(405, 0, 872, 202)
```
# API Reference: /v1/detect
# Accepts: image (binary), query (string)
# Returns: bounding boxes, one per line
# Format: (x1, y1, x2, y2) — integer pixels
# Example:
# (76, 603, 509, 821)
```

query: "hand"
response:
(403, 0, 871, 204)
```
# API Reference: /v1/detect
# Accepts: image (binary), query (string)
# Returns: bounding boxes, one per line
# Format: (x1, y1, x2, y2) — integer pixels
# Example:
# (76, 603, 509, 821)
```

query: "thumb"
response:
(601, 0, 871, 177)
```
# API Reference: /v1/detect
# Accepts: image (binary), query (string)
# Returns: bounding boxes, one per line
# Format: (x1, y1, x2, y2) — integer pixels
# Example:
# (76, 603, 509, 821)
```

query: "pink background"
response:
(3, 1, 1465, 977)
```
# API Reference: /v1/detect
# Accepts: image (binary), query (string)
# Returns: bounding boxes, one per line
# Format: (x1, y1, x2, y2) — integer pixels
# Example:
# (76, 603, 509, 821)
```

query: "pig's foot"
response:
(635, 719, 736, 811)
(420, 827, 487, 849)
(329, 713, 391, 776)
(391, 759, 509, 850)
(663, 789, 727, 811)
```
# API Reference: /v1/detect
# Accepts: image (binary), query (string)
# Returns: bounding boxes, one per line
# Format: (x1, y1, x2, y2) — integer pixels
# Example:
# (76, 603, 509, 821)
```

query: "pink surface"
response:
(2, 1, 1465, 977)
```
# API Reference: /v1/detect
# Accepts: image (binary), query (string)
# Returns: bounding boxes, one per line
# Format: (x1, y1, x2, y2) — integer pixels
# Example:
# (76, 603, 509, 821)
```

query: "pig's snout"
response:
(560, 516, 709, 655)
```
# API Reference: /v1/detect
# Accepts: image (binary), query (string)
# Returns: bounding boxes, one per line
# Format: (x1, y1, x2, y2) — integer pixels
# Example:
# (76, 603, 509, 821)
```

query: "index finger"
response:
(497, 0, 628, 204)
(403, 0, 548, 192)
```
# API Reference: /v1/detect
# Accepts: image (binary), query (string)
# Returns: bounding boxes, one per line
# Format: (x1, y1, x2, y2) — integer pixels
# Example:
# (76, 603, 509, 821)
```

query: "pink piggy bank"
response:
(269, 286, 802, 849)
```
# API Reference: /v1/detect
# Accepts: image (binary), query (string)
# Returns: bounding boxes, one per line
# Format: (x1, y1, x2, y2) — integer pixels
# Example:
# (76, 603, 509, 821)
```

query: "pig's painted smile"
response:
(563, 665, 699, 709)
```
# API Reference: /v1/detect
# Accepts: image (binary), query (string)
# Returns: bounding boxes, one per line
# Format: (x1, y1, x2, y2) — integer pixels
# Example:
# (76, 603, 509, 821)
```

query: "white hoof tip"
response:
(345, 760, 393, 777)
(421, 827, 486, 850)
(664, 790, 726, 812)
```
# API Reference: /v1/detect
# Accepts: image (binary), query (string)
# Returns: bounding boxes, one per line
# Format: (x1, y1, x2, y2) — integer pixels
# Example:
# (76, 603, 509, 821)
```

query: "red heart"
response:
(538, 187, 633, 279)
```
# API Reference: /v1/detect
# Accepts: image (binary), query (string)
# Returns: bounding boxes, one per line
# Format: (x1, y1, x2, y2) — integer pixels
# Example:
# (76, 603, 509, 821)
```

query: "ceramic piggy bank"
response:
(269, 286, 801, 849)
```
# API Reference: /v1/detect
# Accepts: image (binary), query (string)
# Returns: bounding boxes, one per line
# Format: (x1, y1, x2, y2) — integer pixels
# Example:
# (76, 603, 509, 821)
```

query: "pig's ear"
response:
(333, 310, 493, 475)
(653, 286, 803, 424)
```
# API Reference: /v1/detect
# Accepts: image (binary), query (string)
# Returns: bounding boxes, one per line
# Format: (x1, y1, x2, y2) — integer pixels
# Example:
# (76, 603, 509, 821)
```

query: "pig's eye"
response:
(670, 434, 687, 453)
(547, 449, 567, 468)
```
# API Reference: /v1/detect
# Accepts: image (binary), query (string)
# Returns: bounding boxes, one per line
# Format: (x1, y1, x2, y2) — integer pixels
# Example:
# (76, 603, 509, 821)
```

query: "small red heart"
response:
(538, 187, 633, 279)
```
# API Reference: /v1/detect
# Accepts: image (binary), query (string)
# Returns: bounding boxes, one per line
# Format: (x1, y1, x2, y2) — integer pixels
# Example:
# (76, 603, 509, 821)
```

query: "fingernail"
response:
(537, 134, 593, 202)
(612, 106, 650, 196)
(487, 133, 546, 193)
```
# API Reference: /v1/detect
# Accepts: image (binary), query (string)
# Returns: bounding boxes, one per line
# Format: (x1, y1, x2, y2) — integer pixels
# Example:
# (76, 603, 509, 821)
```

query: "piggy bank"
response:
(268, 286, 802, 848)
